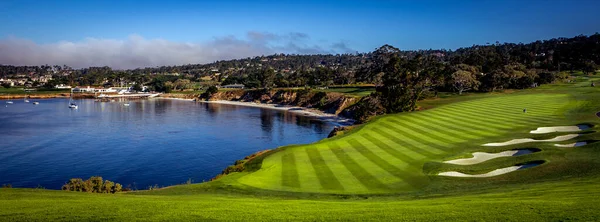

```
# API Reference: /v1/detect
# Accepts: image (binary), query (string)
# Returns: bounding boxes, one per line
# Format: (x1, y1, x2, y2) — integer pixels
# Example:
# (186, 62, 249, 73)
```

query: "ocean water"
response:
(0, 98, 333, 189)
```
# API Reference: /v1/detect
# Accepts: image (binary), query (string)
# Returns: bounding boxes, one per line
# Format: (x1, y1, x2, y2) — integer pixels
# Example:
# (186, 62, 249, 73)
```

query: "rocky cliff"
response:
(159, 93, 200, 100)
(204, 89, 358, 115)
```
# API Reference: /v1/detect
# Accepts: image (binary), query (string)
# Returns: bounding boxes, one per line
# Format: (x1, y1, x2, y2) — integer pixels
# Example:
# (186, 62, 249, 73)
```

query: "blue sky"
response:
(0, 0, 599, 68)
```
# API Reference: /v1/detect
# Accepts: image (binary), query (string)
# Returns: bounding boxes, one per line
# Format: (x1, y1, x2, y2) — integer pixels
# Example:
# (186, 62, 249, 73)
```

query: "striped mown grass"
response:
(2, 74, 600, 221)
(237, 93, 572, 194)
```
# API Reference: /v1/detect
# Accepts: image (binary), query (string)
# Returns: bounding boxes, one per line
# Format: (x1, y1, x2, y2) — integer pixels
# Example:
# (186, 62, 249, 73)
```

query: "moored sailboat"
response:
(68, 91, 78, 109)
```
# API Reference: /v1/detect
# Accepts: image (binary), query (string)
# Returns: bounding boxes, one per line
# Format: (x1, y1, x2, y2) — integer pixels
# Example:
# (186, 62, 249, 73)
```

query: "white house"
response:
(55, 84, 72, 89)
(220, 84, 245, 89)
(72, 86, 96, 93)
(0, 78, 15, 86)
(95, 88, 117, 93)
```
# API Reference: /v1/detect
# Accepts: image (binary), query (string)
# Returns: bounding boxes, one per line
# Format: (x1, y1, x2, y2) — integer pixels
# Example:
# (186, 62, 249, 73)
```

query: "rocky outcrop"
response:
(159, 93, 199, 100)
(203, 89, 358, 115)
(327, 126, 355, 138)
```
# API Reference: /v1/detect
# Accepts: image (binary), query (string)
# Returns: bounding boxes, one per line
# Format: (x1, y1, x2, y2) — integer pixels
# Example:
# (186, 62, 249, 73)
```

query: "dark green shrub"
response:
(62, 176, 123, 193)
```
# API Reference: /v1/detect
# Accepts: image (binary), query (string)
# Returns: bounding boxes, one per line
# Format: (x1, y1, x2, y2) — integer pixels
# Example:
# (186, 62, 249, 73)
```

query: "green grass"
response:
(2, 177, 600, 221)
(316, 86, 376, 97)
(0, 87, 70, 95)
(1, 75, 600, 220)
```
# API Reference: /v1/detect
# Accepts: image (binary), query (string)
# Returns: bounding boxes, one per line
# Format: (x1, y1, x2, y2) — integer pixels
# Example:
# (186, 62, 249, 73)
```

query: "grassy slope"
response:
(316, 86, 376, 97)
(1, 74, 599, 221)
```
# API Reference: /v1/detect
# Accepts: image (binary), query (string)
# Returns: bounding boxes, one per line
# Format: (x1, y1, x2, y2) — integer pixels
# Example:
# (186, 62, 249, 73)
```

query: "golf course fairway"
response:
(1, 73, 599, 221)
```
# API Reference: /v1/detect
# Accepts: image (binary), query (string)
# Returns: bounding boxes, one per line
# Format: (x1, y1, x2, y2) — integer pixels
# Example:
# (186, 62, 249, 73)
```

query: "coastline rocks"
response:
(159, 93, 199, 99)
(205, 89, 358, 116)
(327, 126, 354, 138)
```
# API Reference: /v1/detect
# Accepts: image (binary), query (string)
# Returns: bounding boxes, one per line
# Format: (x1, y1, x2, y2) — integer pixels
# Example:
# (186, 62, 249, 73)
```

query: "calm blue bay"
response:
(0, 99, 333, 189)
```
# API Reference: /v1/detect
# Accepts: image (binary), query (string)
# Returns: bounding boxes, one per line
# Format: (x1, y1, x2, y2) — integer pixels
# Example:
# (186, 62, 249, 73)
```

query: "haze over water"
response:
(0, 99, 334, 189)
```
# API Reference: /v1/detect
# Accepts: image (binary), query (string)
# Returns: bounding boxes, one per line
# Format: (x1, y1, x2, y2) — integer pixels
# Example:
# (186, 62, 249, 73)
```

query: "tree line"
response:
(0, 33, 598, 93)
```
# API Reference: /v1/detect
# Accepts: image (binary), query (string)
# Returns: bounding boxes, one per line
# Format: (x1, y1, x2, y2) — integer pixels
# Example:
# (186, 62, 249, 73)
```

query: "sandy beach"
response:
(156, 97, 195, 101)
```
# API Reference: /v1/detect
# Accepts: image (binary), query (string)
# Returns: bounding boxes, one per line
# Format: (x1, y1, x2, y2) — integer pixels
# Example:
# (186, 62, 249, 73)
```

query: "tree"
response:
(582, 60, 597, 75)
(260, 69, 276, 88)
(373, 45, 431, 113)
(173, 79, 192, 91)
(206, 86, 218, 95)
(451, 64, 480, 94)
(112, 183, 122, 193)
(102, 180, 114, 193)
(132, 83, 142, 92)
(90, 176, 104, 193)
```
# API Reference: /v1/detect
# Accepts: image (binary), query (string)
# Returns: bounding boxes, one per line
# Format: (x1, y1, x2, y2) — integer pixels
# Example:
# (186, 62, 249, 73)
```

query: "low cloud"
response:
(0, 32, 352, 69)
(331, 42, 356, 54)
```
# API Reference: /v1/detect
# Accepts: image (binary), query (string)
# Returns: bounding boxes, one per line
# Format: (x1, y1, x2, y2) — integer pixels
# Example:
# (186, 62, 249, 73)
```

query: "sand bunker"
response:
(530, 125, 591, 134)
(554, 142, 588, 147)
(444, 149, 538, 165)
(438, 166, 521, 177)
(483, 134, 579, 146)
(438, 162, 542, 178)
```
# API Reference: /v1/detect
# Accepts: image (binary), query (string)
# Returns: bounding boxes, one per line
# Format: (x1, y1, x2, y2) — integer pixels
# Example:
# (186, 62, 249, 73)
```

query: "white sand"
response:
(156, 97, 195, 101)
(483, 134, 579, 146)
(554, 142, 588, 147)
(444, 150, 530, 165)
(199, 100, 355, 126)
(530, 125, 590, 134)
(438, 166, 522, 177)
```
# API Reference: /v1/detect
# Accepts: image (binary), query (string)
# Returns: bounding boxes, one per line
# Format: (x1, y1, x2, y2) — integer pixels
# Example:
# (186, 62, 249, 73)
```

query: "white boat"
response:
(68, 92, 78, 109)
(33, 101, 39, 105)
(6, 101, 13, 104)
(123, 103, 130, 106)
(24, 97, 30, 103)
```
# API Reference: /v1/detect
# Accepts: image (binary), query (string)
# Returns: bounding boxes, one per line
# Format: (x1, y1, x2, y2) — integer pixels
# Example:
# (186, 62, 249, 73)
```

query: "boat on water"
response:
(24, 97, 30, 103)
(6, 101, 13, 104)
(33, 101, 39, 105)
(68, 92, 78, 109)
(123, 103, 130, 106)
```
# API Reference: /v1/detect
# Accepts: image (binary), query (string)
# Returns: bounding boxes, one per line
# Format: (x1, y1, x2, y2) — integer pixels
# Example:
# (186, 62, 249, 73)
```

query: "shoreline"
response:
(199, 100, 355, 126)
(0, 93, 95, 100)
(155, 97, 195, 101)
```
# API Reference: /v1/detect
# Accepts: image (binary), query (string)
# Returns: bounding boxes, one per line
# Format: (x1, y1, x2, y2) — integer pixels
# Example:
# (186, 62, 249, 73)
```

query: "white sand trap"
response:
(438, 162, 541, 178)
(554, 142, 588, 147)
(444, 149, 536, 165)
(483, 134, 579, 146)
(530, 125, 591, 134)
(438, 166, 521, 177)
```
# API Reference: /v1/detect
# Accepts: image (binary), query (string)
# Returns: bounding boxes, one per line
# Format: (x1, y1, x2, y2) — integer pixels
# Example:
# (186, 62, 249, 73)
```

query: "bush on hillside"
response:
(62, 176, 123, 193)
